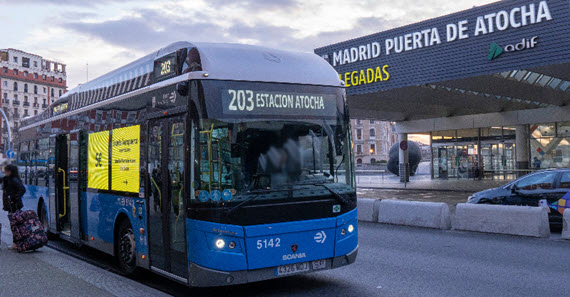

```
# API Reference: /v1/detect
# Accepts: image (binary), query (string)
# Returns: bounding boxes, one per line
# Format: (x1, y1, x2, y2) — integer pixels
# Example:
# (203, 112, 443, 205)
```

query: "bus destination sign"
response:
(221, 89, 337, 117)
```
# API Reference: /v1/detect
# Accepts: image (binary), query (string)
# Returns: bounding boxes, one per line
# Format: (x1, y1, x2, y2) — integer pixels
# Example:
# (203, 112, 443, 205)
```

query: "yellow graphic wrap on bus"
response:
(111, 125, 140, 192)
(88, 131, 109, 190)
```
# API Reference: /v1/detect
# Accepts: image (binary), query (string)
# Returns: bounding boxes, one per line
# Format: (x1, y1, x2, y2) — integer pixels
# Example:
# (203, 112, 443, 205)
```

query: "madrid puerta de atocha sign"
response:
(314, 0, 570, 96)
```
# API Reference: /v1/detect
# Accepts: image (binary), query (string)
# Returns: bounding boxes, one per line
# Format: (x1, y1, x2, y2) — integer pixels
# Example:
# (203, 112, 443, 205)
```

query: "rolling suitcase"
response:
(8, 210, 48, 253)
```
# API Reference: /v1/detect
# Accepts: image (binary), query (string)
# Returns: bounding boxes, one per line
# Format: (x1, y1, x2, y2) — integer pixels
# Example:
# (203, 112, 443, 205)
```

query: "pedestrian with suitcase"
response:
(1, 164, 26, 250)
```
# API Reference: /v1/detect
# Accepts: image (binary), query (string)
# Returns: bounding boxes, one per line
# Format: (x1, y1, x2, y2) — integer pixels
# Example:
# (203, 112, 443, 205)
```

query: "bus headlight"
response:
(215, 239, 226, 249)
(348, 224, 354, 233)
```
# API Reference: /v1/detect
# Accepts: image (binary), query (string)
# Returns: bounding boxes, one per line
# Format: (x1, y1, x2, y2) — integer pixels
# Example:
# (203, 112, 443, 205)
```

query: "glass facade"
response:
(530, 122, 570, 169)
(432, 127, 516, 179)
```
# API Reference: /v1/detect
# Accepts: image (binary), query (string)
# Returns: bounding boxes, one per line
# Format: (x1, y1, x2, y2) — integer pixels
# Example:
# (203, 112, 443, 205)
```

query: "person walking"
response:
(1, 164, 26, 250)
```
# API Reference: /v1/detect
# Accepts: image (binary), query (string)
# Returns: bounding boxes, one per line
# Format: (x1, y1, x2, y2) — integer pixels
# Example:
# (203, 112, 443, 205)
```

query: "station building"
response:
(315, 0, 570, 181)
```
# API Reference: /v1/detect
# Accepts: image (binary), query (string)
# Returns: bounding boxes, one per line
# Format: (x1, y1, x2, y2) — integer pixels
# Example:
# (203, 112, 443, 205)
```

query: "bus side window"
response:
(32, 140, 38, 186)
(30, 150, 37, 186)
(38, 138, 49, 187)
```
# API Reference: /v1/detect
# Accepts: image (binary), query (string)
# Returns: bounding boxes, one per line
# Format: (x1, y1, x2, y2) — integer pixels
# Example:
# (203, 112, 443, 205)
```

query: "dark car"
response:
(467, 169, 570, 228)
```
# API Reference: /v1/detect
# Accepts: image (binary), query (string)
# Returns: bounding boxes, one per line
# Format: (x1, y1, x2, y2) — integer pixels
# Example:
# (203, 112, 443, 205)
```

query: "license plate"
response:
(276, 262, 310, 276)
(312, 259, 326, 270)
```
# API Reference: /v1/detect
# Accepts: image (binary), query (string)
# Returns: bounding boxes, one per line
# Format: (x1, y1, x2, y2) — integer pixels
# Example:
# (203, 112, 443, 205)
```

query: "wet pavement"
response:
(357, 188, 470, 206)
(356, 174, 510, 193)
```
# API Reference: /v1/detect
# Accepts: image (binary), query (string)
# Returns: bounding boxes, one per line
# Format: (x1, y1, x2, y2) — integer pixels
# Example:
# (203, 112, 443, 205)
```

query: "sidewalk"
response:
(0, 212, 170, 297)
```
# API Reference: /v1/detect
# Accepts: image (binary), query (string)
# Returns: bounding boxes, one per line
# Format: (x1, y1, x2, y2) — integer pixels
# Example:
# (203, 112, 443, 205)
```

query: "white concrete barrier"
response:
(453, 203, 550, 238)
(377, 200, 451, 230)
(562, 211, 570, 240)
(357, 198, 381, 222)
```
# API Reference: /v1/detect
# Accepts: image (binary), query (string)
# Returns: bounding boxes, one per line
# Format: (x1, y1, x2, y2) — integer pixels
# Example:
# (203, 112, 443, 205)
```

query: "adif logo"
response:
(488, 36, 538, 60)
(282, 253, 306, 260)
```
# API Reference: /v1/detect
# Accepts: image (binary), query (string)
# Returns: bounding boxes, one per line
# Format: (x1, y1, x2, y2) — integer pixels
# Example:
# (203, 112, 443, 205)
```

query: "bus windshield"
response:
(193, 81, 354, 208)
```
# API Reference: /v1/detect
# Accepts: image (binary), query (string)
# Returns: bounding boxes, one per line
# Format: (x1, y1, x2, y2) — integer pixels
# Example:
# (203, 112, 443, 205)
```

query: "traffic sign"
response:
(400, 140, 408, 151)
(6, 149, 15, 159)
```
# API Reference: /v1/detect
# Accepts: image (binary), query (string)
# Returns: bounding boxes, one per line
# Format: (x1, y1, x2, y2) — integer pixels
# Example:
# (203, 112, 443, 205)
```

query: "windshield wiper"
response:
(225, 188, 290, 215)
(314, 183, 352, 206)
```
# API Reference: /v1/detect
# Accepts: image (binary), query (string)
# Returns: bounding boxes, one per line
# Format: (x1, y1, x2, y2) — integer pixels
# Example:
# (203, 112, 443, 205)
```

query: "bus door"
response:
(67, 131, 82, 239)
(147, 115, 188, 281)
(48, 136, 58, 232)
(55, 134, 71, 235)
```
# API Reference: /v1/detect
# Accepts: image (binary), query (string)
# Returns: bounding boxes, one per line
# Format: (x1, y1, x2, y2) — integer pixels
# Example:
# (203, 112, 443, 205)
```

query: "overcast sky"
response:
(0, 0, 495, 89)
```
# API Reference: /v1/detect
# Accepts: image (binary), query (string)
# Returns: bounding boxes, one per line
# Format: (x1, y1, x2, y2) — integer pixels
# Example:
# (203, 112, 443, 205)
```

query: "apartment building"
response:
(352, 119, 396, 166)
(0, 49, 67, 148)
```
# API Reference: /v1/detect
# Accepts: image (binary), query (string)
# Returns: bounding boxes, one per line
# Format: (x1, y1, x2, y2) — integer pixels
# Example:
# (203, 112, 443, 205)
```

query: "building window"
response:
(33, 73, 38, 79)
(43, 87, 46, 93)
(42, 99, 46, 104)
(356, 158, 363, 165)
(356, 119, 362, 125)
(356, 129, 363, 140)
(13, 94, 17, 100)
(51, 89, 54, 97)
(59, 90, 62, 96)
(13, 82, 18, 91)
(58, 78, 62, 83)
(13, 56, 18, 63)
(51, 76, 54, 82)
(24, 84, 28, 93)
(370, 144, 376, 155)
(34, 97, 38, 103)
(33, 61, 38, 68)
(370, 120, 376, 124)
(24, 96, 28, 102)
(2, 81, 6, 87)
(22, 57, 30, 68)
(13, 69, 18, 75)
(2, 93, 7, 100)
(24, 71, 28, 77)
(34, 85, 38, 94)
(370, 128, 376, 139)
(370, 158, 376, 163)
(34, 110, 38, 115)
(42, 75, 46, 80)
(356, 144, 363, 155)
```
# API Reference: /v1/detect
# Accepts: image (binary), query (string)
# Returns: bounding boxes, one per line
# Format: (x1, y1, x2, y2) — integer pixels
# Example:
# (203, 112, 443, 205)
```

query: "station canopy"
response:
(314, 0, 570, 122)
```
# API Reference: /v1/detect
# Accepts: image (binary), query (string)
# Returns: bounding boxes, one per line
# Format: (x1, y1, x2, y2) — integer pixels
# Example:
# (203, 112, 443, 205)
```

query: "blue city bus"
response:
(16, 42, 357, 286)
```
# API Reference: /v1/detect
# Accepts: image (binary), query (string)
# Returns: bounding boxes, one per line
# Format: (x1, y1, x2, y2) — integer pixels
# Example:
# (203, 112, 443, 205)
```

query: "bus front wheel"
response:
(116, 219, 137, 275)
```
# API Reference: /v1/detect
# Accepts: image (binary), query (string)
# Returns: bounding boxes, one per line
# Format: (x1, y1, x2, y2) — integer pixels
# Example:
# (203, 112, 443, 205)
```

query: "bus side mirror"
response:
(176, 81, 189, 97)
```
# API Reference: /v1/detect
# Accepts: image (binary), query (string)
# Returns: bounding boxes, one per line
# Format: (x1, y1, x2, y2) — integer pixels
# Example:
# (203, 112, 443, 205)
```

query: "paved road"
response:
(4, 212, 570, 296)
(139, 222, 570, 297)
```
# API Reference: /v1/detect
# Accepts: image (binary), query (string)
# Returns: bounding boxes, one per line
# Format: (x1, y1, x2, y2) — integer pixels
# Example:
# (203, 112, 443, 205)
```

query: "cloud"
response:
(63, 9, 228, 52)
(0, 0, 149, 6)
(60, 4, 390, 55)
(14, 0, 496, 88)
(208, 0, 298, 10)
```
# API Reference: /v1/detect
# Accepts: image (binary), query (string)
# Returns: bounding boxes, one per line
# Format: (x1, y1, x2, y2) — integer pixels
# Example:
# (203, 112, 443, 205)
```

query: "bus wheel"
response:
(116, 219, 137, 275)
